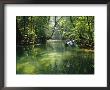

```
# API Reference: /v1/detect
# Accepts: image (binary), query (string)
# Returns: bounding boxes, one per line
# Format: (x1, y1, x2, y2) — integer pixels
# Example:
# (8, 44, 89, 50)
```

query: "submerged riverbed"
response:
(16, 40, 94, 74)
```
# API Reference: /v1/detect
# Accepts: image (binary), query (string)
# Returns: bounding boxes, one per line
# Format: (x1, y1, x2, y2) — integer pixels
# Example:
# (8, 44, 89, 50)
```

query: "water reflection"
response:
(16, 40, 94, 74)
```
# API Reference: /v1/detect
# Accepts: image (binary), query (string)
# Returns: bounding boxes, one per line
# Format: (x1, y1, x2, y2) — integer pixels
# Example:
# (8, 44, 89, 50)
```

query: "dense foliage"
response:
(16, 16, 94, 49)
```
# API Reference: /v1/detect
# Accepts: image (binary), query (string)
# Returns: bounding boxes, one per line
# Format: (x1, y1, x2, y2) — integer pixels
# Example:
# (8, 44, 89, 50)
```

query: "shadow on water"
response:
(16, 40, 94, 74)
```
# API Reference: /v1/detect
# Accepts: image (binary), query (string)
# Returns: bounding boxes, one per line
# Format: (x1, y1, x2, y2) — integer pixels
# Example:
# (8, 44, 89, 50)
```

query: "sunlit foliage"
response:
(16, 16, 94, 49)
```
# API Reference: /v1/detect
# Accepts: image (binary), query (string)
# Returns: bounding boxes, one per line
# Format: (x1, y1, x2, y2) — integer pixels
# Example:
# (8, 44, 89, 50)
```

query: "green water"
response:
(16, 40, 94, 74)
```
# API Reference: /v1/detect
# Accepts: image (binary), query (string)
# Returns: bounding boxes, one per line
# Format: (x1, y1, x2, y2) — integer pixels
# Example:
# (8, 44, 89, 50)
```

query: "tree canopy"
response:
(16, 16, 94, 49)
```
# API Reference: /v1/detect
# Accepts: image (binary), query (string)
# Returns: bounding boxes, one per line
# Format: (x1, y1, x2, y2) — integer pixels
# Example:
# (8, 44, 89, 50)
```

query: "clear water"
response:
(16, 40, 94, 74)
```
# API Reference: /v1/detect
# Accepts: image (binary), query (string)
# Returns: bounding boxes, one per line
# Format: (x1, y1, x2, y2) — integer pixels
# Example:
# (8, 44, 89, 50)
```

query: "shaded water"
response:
(16, 40, 94, 74)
